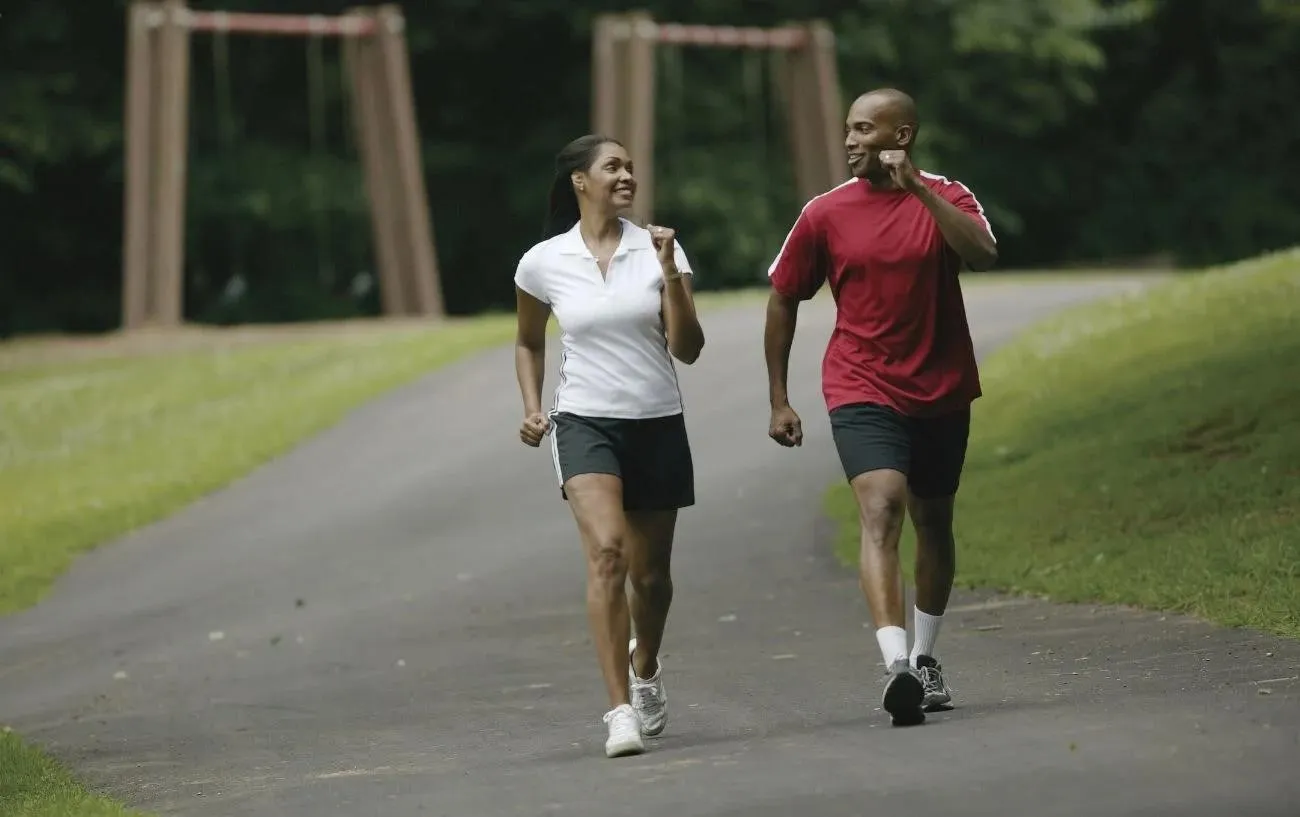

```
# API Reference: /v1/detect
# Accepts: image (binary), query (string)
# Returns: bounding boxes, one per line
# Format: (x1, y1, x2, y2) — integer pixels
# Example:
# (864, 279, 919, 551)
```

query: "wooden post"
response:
(592, 12, 659, 222)
(117, 5, 445, 329)
(591, 14, 623, 138)
(374, 4, 444, 318)
(344, 8, 408, 317)
(148, 0, 192, 327)
(122, 1, 160, 330)
(808, 20, 846, 191)
(782, 30, 826, 204)
(623, 11, 657, 225)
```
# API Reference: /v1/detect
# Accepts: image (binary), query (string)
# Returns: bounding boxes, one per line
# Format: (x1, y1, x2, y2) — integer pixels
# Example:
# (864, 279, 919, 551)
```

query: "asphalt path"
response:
(1, 276, 1297, 817)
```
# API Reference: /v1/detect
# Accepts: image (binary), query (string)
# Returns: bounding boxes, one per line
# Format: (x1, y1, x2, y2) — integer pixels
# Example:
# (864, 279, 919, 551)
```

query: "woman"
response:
(513, 134, 706, 758)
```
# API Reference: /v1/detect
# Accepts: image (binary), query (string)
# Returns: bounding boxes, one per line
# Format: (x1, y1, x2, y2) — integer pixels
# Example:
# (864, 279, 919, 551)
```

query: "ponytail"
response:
(542, 172, 580, 240)
(540, 133, 623, 241)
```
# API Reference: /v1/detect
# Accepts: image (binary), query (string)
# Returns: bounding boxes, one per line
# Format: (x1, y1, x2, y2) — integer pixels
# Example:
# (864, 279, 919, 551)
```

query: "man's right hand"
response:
(519, 412, 551, 447)
(769, 404, 803, 447)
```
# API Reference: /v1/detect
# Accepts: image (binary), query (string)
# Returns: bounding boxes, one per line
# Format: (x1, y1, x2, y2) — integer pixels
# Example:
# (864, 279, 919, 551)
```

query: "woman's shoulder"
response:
(515, 233, 570, 276)
(520, 233, 563, 260)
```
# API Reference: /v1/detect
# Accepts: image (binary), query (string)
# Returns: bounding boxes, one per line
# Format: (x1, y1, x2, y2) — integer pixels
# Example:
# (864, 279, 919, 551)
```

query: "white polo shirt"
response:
(514, 218, 694, 420)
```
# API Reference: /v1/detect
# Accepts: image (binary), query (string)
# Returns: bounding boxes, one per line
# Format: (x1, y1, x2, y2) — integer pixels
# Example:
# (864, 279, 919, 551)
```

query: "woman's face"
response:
(574, 142, 636, 212)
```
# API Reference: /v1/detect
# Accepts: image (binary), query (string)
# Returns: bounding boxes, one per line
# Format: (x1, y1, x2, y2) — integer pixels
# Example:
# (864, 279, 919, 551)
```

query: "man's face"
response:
(844, 96, 911, 181)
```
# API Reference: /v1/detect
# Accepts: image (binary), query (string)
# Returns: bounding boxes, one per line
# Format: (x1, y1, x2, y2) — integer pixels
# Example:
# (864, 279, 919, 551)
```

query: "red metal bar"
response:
(649, 23, 808, 50)
(181, 10, 377, 37)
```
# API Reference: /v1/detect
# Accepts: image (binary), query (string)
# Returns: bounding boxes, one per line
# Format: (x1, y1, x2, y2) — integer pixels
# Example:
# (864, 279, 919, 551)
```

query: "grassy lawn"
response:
(0, 732, 147, 817)
(0, 315, 523, 615)
(826, 247, 1300, 638)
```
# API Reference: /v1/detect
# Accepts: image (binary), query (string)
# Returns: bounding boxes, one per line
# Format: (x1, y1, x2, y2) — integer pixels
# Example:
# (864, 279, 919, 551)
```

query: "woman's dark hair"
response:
(542, 134, 622, 240)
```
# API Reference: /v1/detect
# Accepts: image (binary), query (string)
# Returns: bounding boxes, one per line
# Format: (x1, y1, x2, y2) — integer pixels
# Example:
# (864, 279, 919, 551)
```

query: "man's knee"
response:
(909, 493, 953, 527)
(909, 495, 956, 551)
(851, 470, 909, 542)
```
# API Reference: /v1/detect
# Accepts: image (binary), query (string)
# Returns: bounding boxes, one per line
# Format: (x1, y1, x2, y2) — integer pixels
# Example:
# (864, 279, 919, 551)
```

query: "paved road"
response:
(2, 277, 1297, 817)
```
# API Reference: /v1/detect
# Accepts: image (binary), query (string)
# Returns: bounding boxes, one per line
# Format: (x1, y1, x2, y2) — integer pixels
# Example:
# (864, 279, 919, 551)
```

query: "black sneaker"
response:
(881, 659, 925, 726)
(915, 654, 954, 712)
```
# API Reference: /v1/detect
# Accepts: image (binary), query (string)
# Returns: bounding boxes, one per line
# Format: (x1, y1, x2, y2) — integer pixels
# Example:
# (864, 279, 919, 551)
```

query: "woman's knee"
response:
(586, 530, 629, 583)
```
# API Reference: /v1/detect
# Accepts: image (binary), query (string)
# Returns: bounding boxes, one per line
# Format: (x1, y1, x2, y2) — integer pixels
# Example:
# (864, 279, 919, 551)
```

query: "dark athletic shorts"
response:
(550, 411, 695, 511)
(828, 402, 971, 499)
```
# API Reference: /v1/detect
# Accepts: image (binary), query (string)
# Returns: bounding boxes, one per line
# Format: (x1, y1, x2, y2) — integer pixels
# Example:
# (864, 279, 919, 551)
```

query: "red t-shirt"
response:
(768, 172, 995, 418)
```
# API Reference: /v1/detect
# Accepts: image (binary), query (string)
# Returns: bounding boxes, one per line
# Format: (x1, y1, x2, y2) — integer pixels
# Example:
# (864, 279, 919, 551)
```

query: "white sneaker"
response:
(629, 637, 668, 736)
(602, 703, 645, 758)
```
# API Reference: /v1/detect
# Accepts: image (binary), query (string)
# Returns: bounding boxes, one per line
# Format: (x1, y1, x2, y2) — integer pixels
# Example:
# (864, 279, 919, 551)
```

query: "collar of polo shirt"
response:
(554, 219, 655, 259)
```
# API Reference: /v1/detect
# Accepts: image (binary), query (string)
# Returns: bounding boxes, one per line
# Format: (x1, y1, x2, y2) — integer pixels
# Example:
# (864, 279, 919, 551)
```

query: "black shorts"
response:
(550, 412, 695, 511)
(828, 402, 971, 499)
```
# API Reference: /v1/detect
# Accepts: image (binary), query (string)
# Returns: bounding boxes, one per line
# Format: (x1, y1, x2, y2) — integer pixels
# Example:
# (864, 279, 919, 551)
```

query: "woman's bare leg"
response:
(565, 473, 634, 707)
(625, 509, 677, 679)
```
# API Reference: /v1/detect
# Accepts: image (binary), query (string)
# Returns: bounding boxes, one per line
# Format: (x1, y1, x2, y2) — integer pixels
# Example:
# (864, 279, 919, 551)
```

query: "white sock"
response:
(875, 625, 909, 669)
(911, 607, 944, 666)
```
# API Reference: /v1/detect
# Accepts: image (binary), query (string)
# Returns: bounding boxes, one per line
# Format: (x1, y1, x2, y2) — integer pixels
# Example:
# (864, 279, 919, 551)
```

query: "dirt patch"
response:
(1151, 410, 1259, 461)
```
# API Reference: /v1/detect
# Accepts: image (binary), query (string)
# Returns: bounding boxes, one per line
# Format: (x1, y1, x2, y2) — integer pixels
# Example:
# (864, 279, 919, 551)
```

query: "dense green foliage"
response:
(2, 0, 1297, 335)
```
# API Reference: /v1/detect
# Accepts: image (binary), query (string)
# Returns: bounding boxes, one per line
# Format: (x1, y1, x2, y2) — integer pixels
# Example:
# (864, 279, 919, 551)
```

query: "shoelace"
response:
(631, 679, 664, 714)
(918, 666, 943, 690)
(605, 708, 640, 738)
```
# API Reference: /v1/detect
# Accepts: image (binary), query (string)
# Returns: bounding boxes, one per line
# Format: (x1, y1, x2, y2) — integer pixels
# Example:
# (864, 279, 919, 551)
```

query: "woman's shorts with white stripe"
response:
(550, 412, 695, 511)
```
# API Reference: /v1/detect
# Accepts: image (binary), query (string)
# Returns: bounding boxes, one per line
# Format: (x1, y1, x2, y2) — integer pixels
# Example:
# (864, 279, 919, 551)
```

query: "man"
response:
(763, 87, 997, 727)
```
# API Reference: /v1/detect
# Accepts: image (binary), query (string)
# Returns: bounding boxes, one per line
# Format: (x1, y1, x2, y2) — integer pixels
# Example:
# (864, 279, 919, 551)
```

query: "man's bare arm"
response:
(764, 291, 800, 409)
(913, 185, 998, 271)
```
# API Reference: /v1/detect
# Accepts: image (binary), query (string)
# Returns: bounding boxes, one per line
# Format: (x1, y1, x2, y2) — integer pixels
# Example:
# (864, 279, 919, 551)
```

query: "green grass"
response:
(0, 731, 147, 816)
(827, 247, 1300, 638)
(0, 316, 523, 615)
(0, 289, 780, 616)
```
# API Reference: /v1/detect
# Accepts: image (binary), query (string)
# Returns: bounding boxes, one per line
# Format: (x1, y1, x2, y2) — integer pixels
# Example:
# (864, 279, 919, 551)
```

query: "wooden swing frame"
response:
(120, 0, 444, 330)
(590, 12, 847, 225)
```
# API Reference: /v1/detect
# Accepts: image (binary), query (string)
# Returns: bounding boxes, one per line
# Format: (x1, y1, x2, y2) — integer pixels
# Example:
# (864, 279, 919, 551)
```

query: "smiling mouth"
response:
(847, 153, 865, 164)
(614, 187, 634, 196)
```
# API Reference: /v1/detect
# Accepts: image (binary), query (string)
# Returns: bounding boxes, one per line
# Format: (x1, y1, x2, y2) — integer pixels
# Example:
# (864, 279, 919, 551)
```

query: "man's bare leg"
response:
(850, 468, 925, 726)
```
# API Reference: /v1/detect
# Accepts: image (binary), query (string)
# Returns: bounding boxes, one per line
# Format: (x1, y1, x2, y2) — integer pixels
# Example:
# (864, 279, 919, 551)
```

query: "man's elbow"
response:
(967, 243, 998, 272)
